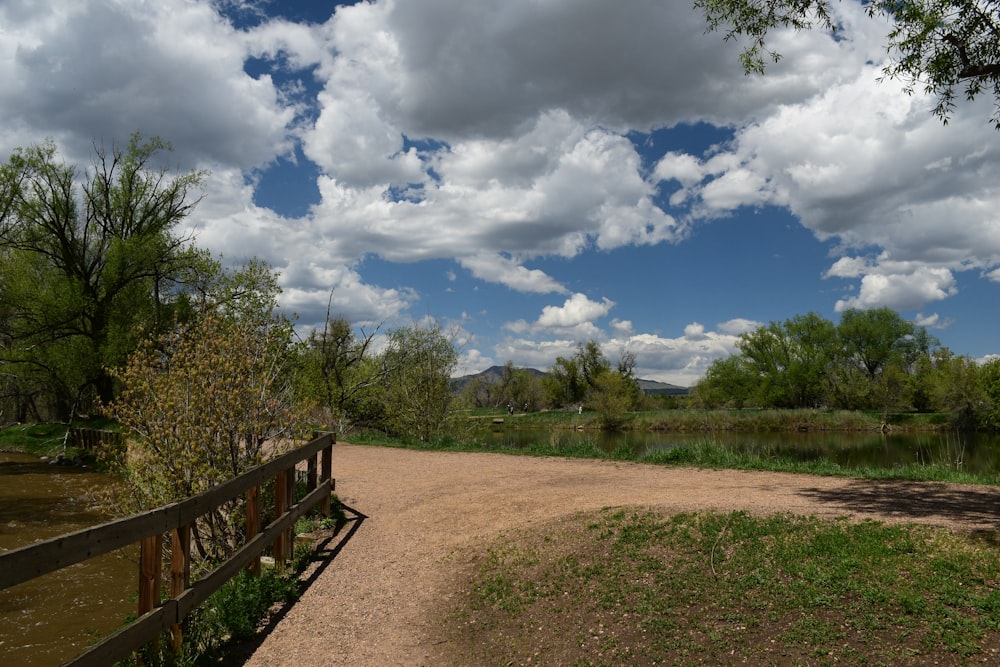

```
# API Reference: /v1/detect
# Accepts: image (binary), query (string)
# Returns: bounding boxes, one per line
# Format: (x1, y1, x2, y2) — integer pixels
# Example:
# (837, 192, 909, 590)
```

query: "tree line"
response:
(692, 309, 1000, 429)
(456, 341, 643, 427)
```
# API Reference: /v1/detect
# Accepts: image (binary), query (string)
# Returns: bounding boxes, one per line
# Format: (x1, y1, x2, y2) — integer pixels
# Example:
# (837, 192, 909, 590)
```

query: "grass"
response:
(0, 418, 119, 463)
(460, 407, 952, 433)
(349, 426, 1000, 486)
(442, 509, 1000, 666)
(0, 421, 70, 455)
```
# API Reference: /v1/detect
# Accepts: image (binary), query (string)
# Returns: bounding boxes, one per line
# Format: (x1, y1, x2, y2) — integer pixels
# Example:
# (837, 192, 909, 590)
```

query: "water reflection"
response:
(0, 452, 135, 667)
(476, 428, 1000, 474)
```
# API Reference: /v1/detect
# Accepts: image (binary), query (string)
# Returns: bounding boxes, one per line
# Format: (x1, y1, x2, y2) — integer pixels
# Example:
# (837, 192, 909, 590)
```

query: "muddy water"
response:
(0, 452, 135, 667)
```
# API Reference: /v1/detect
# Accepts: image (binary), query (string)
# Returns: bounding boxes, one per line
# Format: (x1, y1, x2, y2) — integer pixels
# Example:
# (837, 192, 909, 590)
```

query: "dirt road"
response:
(241, 443, 1000, 666)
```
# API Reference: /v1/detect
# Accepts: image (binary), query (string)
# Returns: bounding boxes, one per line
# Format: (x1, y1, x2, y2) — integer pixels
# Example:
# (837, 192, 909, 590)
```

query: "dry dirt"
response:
(240, 442, 1000, 667)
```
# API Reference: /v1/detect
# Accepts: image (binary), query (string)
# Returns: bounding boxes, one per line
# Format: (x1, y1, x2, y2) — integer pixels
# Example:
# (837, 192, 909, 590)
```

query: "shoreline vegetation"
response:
(462, 406, 950, 433)
(349, 407, 1000, 487)
(0, 408, 990, 485)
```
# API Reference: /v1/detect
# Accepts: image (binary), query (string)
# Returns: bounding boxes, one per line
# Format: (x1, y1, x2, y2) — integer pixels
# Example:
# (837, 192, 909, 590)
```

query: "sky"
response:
(2, 0, 1000, 386)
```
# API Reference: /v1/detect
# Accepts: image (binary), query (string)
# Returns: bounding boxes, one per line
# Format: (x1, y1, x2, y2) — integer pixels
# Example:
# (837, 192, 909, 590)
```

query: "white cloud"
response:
(610, 319, 634, 336)
(684, 323, 708, 341)
(537, 293, 615, 328)
(717, 318, 761, 336)
(459, 254, 566, 294)
(833, 267, 958, 312)
(914, 313, 952, 330)
(0, 0, 294, 166)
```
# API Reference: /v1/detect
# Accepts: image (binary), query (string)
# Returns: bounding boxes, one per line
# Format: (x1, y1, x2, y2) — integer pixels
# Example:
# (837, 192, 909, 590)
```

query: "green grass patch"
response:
(443, 509, 1000, 666)
(642, 439, 1000, 485)
(0, 422, 69, 455)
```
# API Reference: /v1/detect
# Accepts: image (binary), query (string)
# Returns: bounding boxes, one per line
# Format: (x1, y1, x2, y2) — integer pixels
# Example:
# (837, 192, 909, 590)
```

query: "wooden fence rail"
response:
(0, 432, 335, 667)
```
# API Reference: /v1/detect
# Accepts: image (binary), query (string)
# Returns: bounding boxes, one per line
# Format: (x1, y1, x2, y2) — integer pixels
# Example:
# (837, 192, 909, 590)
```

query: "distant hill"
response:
(451, 365, 545, 392)
(452, 365, 689, 395)
(636, 378, 690, 396)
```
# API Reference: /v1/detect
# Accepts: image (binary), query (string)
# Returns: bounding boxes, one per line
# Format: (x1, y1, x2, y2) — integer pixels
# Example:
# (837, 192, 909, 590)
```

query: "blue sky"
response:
(2, 0, 1000, 385)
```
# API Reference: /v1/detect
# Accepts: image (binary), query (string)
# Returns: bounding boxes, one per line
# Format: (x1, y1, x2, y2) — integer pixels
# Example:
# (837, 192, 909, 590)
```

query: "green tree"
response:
(0, 134, 205, 418)
(377, 323, 458, 441)
(588, 369, 638, 429)
(506, 367, 545, 412)
(692, 354, 757, 407)
(543, 354, 584, 407)
(929, 349, 988, 427)
(978, 357, 1000, 430)
(104, 268, 309, 566)
(294, 311, 386, 432)
(543, 341, 617, 408)
(731, 313, 836, 408)
(697, 0, 1000, 128)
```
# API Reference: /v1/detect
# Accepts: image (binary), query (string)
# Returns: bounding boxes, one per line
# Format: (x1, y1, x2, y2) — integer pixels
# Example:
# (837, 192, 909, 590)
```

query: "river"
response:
(0, 452, 135, 667)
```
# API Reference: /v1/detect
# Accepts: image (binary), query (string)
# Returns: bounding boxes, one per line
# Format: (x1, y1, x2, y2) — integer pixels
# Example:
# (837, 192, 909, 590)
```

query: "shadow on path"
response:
(797, 479, 1000, 534)
(219, 503, 368, 666)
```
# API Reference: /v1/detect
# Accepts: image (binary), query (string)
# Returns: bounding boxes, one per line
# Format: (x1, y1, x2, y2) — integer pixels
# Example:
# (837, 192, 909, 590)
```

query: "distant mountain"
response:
(451, 365, 545, 391)
(452, 365, 689, 395)
(636, 378, 690, 396)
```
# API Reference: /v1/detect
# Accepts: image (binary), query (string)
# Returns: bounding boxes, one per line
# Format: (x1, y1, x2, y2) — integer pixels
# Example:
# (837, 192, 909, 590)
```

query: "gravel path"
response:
(241, 443, 1000, 667)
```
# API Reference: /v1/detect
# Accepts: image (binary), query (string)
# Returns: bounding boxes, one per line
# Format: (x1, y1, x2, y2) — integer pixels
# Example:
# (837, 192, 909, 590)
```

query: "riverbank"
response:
(465, 407, 952, 432)
(0, 421, 117, 466)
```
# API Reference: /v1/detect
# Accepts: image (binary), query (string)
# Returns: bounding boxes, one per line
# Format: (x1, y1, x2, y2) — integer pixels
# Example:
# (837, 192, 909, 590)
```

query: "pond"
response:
(0, 452, 135, 667)
(474, 428, 1000, 475)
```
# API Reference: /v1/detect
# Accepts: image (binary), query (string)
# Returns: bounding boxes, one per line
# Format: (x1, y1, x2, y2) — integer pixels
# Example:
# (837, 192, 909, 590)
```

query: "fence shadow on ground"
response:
(219, 503, 368, 666)
(797, 479, 1000, 534)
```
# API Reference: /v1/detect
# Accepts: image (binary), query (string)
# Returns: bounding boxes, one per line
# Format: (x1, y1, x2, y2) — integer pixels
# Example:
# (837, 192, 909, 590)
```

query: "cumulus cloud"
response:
(669, 51, 1000, 319)
(0, 0, 294, 166)
(914, 313, 953, 330)
(537, 293, 615, 328)
(832, 267, 958, 313)
(6, 0, 1000, 382)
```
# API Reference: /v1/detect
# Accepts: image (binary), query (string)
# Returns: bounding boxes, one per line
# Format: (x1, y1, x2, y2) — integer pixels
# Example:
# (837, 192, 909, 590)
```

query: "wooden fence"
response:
(70, 427, 124, 451)
(0, 432, 335, 667)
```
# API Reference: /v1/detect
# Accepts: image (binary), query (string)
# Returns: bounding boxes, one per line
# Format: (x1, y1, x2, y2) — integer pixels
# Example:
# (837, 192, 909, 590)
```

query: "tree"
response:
(103, 265, 308, 567)
(0, 134, 205, 418)
(929, 349, 988, 427)
(377, 323, 458, 441)
(978, 357, 1000, 429)
(696, 0, 1000, 128)
(543, 341, 616, 408)
(729, 313, 837, 408)
(543, 354, 584, 407)
(506, 367, 545, 412)
(294, 307, 386, 432)
(694, 308, 942, 412)
(692, 354, 757, 407)
(588, 370, 636, 429)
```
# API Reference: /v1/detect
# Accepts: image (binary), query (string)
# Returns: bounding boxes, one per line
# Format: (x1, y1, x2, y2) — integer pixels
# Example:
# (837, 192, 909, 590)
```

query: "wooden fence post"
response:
(246, 485, 261, 576)
(170, 526, 191, 655)
(284, 469, 295, 561)
(138, 534, 163, 663)
(321, 440, 333, 517)
(273, 471, 288, 567)
(307, 453, 318, 494)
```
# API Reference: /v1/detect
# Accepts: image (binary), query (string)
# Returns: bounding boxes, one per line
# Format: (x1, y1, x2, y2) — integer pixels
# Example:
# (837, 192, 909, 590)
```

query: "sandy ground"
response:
(241, 443, 1000, 667)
